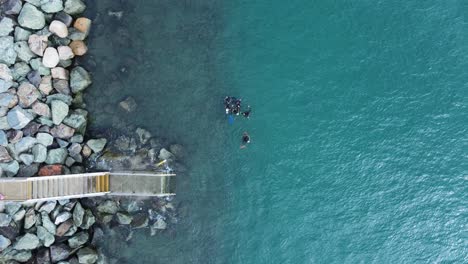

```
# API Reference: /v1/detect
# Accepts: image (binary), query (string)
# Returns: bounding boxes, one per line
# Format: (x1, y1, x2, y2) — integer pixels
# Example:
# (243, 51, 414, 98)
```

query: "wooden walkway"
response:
(0, 171, 175, 202)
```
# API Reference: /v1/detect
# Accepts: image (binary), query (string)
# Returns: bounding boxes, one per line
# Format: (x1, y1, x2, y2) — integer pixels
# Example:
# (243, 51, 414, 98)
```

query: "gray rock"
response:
(0, 36, 17, 66)
(131, 213, 149, 229)
(17, 82, 39, 107)
(56, 219, 73, 236)
(2, 0, 23, 15)
(63, 222, 77, 236)
(3, 249, 32, 262)
(17, 163, 39, 177)
(0, 146, 13, 162)
(63, 111, 87, 129)
(0, 92, 16, 108)
(45, 148, 68, 164)
(0, 234, 11, 251)
(15, 27, 31, 41)
(50, 243, 71, 262)
(50, 123, 75, 139)
(39, 200, 56, 213)
(136, 127, 151, 145)
(77, 247, 98, 264)
(18, 3, 46, 30)
(7, 106, 34, 129)
(0, 17, 14, 37)
(46, 93, 72, 105)
(158, 148, 174, 160)
(54, 11, 73, 27)
(27, 71, 42, 89)
(68, 231, 88, 248)
(152, 218, 167, 230)
(80, 209, 95, 229)
(56, 138, 69, 148)
(5, 202, 21, 215)
(0, 213, 12, 226)
(41, 0, 63, 13)
(64, 0, 85, 15)
(15, 136, 37, 154)
(72, 202, 84, 226)
(31, 145, 46, 163)
(13, 208, 26, 222)
(0, 116, 11, 130)
(96, 200, 117, 214)
(14, 41, 36, 63)
(70, 134, 83, 143)
(52, 78, 70, 95)
(13, 233, 40, 250)
(0, 130, 7, 146)
(36, 225, 55, 247)
(19, 154, 34, 165)
(38, 116, 54, 126)
(67, 142, 81, 155)
(0, 160, 19, 176)
(25, 0, 41, 6)
(28, 34, 48, 57)
(51, 100, 69, 125)
(30, 58, 51, 75)
(116, 212, 132, 225)
(65, 156, 74, 167)
(39, 75, 53, 94)
(36, 247, 51, 263)
(41, 211, 56, 235)
(54, 211, 71, 225)
(24, 208, 36, 229)
(0, 79, 13, 93)
(12, 62, 31, 81)
(0, 63, 12, 82)
(36, 132, 54, 146)
(86, 138, 106, 153)
(70, 66, 91, 93)
(119, 96, 137, 112)
(31, 101, 51, 118)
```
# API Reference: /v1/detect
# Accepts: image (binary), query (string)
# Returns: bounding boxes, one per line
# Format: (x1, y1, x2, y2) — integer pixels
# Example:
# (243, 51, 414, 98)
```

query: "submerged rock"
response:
(96, 200, 117, 214)
(50, 243, 71, 262)
(68, 231, 88, 248)
(77, 247, 98, 264)
(119, 96, 137, 112)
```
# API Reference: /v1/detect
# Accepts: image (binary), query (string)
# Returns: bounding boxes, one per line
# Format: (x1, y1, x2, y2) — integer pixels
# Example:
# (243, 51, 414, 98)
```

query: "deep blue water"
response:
(85, 0, 468, 263)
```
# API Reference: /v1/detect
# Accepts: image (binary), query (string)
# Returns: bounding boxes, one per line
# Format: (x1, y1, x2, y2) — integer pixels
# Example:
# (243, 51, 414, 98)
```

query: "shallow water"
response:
(84, 0, 467, 263)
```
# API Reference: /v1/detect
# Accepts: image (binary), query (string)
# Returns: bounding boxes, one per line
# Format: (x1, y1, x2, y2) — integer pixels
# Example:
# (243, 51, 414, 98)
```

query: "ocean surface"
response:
(84, 0, 467, 263)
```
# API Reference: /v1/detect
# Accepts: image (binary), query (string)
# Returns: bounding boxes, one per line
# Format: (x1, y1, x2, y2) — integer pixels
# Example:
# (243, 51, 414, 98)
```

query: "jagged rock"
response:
(49, 20, 68, 38)
(17, 163, 39, 177)
(0, 130, 7, 146)
(77, 247, 98, 264)
(46, 93, 72, 105)
(86, 138, 106, 153)
(12, 62, 31, 81)
(7, 106, 34, 129)
(0, 64, 12, 82)
(13, 208, 26, 222)
(50, 123, 75, 139)
(43, 47, 60, 68)
(119, 96, 136, 112)
(0, 213, 12, 226)
(41, 212, 56, 237)
(96, 200, 117, 214)
(63, 223, 77, 236)
(54, 211, 71, 225)
(36, 226, 55, 247)
(63, 200, 76, 211)
(152, 218, 167, 230)
(15, 136, 37, 154)
(64, 0, 85, 15)
(39, 201, 56, 213)
(53, 79, 70, 95)
(17, 82, 39, 107)
(0, 160, 19, 176)
(0, 17, 14, 37)
(56, 138, 69, 148)
(0, 146, 13, 162)
(14, 41, 36, 63)
(24, 208, 36, 229)
(0, 92, 17, 108)
(31, 58, 51, 76)
(158, 148, 174, 160)
(70, 134, 83, 143)
(2, 0, 22, 15)
(50, 243, 71, 262)
(19, 154, 34, 165)
(136, 128, 151, 145)
(38, 164, 64, 176)
(67, 231, 88, 248)
(57, 45, 74, 60)
(63, 111, 87, 130)
(80, 209, 95, 229)
(0, 116, 11, 130)
(56, 219, 73, 236)
(36, 247, 51, 264)
(25, 0, 41, 7)
(31, 101, 51, 118)
(70, 66, 91, 94)
(18, 3, 46, 30)
(51, 67, 69, 80)
(41, 0, 63, 13)
(72, 202, 84, 226)
(54, 11, 73, 26)
(28, 34, 48, 57)
(3, 249, 32, 262)
(14, 27, 31, 41)
(27, 70, 42, 87)
(45, 148, 68, 164)
(39, 75, 53, 94)
(36, 132, 54, 146)
(0, 234, 11, 251)
(0, 36, 17, 66)
(116, 212, 132, 225)
(13, 233, 40, 250)
(51, 100, 69, 125)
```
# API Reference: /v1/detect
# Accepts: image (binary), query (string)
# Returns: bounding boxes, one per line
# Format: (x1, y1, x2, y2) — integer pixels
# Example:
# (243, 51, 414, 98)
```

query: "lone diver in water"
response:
(240, 132, 250, 149)
(242, 106, 251, 118)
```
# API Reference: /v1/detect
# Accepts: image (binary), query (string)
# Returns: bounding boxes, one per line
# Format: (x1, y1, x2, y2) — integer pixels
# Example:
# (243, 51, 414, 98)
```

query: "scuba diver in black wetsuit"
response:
(240, 132, 250, 149)
(242, 106, 251, 118)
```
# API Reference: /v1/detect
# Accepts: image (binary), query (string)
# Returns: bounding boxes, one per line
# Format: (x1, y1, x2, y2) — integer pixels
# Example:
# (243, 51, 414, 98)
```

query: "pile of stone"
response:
(0, 199, 103, 263)
(0, 0, 107, 177)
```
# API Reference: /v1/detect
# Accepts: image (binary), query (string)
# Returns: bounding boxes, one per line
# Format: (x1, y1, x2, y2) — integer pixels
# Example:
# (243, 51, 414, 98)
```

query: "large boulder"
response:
(7, 106, 34, 129)
(17, 82, 39, 107)
(0, 17, 14, 37)
(77, 247, 98, 264)
(18, 3, 46, 30)
(32, 143, 47, 163)
(41, 0, 63, 13)
(51, 99, 69, 125)
(0, 36, 17, 66)
(43, 47, 60, 68)
(13, 233, 40, 250)
(0, 63, 13, 82)
(70, 66, 91, 93)
(64, 0, 85, 15)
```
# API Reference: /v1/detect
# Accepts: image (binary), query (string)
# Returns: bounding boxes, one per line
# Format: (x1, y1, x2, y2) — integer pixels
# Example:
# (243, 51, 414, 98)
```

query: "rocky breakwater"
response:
(0, 199, 103, 263)
(0, 0, 106, 178)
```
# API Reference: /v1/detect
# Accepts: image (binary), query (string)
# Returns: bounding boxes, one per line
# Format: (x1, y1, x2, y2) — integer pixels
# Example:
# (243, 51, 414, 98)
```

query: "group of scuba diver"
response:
(224, 96, 251, 149)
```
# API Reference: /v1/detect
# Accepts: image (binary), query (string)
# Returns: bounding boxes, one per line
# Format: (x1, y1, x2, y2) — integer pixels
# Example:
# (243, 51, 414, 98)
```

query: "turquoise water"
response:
(85, 0, 467, 263)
